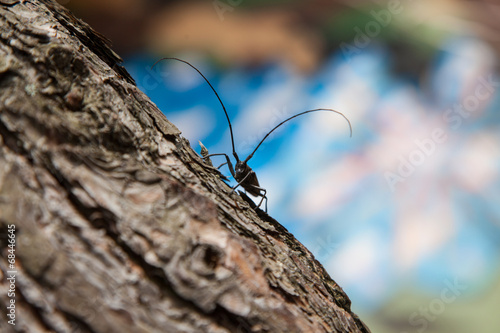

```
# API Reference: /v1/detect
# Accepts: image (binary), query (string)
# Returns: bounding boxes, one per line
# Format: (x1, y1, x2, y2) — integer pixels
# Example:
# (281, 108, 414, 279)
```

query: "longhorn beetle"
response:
(152, 58, 352, 212)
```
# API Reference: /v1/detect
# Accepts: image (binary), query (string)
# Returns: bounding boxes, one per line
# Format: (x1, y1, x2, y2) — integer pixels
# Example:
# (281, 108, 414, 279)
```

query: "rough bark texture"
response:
(0, 1, 370, 332)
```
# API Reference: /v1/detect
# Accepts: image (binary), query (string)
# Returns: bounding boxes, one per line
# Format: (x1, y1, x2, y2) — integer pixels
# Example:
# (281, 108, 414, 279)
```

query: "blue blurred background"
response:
(65, 0, 500, 331)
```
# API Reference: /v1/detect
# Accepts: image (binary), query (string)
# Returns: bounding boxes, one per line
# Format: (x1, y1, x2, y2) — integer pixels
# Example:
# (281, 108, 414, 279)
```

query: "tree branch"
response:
(0, 1, 370, 332)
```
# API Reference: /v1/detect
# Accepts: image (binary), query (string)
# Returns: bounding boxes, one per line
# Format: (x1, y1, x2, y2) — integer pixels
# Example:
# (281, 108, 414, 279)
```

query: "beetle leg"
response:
(217, 162, 228, 169)
(205, 153, 235, 178)
(254, 186, 268, 212)
(230, 169, 255, 194)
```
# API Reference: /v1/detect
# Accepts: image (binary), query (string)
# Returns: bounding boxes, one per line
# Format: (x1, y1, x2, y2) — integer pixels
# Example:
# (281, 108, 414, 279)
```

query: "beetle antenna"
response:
(243, 108, 352, 163)
(152, 57, 237, 159)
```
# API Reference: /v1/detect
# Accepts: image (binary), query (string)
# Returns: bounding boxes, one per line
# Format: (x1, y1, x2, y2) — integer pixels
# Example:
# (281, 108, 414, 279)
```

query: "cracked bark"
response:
(0, 1, 370, 332)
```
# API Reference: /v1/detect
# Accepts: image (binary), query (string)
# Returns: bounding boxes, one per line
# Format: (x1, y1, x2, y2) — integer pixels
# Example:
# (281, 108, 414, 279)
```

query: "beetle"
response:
(152, 58, 352, 212)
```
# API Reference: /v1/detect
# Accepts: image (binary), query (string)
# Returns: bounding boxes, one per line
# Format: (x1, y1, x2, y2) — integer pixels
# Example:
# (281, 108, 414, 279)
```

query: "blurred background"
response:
(61, 0, 500, 332)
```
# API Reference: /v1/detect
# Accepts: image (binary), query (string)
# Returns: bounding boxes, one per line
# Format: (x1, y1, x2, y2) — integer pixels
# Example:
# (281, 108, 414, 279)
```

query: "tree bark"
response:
(0, 1, 370, 332)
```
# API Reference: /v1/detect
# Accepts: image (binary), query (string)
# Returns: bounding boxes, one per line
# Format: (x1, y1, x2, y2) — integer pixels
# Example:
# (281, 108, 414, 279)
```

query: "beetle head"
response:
(235, 161, 251, 179)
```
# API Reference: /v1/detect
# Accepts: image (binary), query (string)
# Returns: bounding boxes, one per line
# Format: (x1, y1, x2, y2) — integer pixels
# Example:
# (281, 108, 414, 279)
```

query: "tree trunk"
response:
(0, 1, 370, 332)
